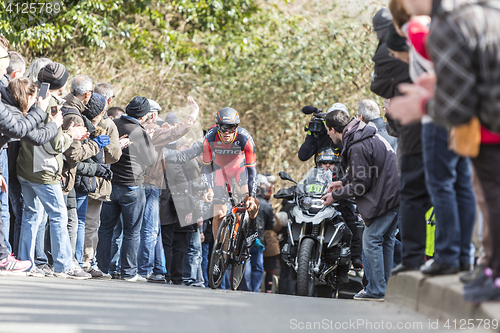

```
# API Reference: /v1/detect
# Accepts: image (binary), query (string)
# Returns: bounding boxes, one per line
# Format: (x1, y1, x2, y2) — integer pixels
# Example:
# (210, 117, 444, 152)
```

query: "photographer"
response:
(297, 104, 347, 162)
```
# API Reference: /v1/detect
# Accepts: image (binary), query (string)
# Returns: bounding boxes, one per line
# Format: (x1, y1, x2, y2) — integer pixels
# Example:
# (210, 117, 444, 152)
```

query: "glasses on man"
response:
(320, 161, 335, 165)
(217, 124, 238, 134)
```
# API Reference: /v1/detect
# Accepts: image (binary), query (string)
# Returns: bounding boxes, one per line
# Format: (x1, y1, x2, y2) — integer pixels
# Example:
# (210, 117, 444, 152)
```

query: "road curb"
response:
(386, 271, 500, 329)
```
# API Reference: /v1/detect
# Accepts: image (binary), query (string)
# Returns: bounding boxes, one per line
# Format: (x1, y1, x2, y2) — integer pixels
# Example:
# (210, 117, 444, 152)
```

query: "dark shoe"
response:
(111, 272, 121, 280)
(463, 274, 500, 303)
(460, 264, 485, 284)
(86, 267, 103, 278)
(353, 290, 384, 302)
(460, 262, 472, 272)
(352, 258, 363, 270)
(391, 264, 420, 276)
(147, 274, 166, 284)
(420, 259, 459, 276)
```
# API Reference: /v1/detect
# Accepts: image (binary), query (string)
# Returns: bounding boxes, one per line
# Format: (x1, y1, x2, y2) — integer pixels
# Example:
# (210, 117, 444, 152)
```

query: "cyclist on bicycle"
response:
(201, 107, 259, 246)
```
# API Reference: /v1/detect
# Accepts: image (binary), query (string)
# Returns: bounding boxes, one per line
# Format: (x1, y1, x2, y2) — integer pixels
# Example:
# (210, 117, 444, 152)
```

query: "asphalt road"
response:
(0, 276, 488, 333)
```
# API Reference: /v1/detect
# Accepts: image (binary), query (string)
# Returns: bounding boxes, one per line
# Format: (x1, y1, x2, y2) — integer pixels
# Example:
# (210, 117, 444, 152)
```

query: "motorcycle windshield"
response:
(297, 167, 332, 197)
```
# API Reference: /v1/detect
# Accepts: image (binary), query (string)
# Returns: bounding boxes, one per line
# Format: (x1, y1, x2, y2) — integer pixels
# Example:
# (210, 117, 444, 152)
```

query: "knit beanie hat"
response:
(37, 62, 69, 90)
(126, 96, 150, 118)
(164, 112, 180, 124)
(372, 8, 392, 33)
(83, 93, 105, 120)
(386, 24, 409, 52)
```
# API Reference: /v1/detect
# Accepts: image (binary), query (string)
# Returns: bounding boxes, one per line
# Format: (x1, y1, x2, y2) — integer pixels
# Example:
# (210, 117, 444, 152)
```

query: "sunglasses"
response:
(217, 124, 238, 133)
(320, 161, 335, 165)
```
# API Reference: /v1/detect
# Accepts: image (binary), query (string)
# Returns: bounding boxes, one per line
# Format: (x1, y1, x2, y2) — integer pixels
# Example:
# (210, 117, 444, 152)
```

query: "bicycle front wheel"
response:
(208, 216, 232, 289)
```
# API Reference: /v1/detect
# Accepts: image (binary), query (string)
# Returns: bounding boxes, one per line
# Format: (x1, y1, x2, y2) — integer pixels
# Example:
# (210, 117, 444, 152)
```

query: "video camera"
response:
(302, 105, 328, 137)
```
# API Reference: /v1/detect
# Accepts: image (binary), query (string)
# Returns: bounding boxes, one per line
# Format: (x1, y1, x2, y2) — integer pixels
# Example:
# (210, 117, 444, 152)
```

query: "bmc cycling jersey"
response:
(201, 126, 257, 197)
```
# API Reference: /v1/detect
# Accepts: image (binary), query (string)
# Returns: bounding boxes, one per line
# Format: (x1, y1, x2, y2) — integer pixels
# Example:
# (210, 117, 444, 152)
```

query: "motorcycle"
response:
(276, 168, 351, 297)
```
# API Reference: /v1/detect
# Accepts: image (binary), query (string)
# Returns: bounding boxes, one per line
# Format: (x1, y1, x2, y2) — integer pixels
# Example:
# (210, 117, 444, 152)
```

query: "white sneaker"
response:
(26, 267, 45, 278)
(122, 274, 147, 282)
(55, 267, 92, 280)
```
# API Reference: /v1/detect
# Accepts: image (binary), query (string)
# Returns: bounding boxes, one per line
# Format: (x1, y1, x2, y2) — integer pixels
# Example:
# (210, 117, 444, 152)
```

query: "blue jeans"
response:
(240, 246, 264, 292)
(75, 192, 89, 266)
(362, 207, 399, 297)
(1, 150, 11, 253)
(109, 218, 123, 274)
(183, 230, 203, 286)
(137, 185, 159, 277)
(202, 242, 210, 287)
(97, 185, 145, 279)
(422, 123, 476, 267)
(18, 176, 73, 272)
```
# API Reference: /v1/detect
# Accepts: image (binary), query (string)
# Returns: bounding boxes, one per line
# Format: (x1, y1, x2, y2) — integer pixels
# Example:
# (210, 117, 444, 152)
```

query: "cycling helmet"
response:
(316, 147, 341, 166)
(215, 107, 240, 133)
(215, 107, 240, 125)
(256, 174, 271, 197)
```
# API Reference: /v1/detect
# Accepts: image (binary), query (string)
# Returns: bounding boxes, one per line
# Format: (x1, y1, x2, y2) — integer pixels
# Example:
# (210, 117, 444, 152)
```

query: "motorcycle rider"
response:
(316, 147, 363, 270)
(297, 103, 348, 162)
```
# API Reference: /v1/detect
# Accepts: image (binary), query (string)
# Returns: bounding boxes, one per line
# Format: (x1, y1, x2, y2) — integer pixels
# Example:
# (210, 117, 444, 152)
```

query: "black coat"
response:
(111, 116, 157, 186)
(256, 195, 275, 245)
(298, 132, 343, 162)
(370, 41, 422, 156)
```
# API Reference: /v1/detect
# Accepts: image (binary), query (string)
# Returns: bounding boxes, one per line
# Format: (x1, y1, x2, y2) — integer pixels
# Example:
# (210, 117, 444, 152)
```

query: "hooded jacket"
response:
(331, 119, 400, 226)
(61, 93, 101, 193)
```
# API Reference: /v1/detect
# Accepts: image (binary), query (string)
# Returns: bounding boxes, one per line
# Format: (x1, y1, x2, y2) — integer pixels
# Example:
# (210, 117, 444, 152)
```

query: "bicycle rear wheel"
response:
(209, 216, 232, 289)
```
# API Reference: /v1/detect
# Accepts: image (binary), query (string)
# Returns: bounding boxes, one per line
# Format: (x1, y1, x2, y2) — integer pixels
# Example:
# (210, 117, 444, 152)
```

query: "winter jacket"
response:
(89, 117, 121, 202)
(370, 37, 423, 156)
(426, 0, 500, 132)
(370, 42, 412, 99)
(256, 195, 275, 246)
(331, 119, 400, 226)
(111, 116, 157, 186)
(17, 94, 73, 184)
(0, 95, 50, 175)
(367, 117, 397, 152)
(61, 93, 101, 193)
(0, 86, 59, 148)
(298, 132, 343, 162)
(0, 85, 59, 184)
(143, 117, 195, 188)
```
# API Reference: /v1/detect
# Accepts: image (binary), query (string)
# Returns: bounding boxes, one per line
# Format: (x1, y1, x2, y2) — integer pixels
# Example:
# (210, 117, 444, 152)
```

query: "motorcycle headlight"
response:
(302, 197, 312, 210)
(311, 199, 324, 209)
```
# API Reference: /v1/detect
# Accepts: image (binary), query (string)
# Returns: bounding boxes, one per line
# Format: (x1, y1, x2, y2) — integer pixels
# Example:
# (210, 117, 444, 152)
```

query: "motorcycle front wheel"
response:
(296, 238, 316, 297)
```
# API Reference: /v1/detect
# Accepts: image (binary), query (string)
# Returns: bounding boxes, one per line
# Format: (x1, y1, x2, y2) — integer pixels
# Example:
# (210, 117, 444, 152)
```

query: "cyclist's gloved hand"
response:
(93, 135, 111, 149)
(255, 238, 265, 252)
(203, 188, 214, 203)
